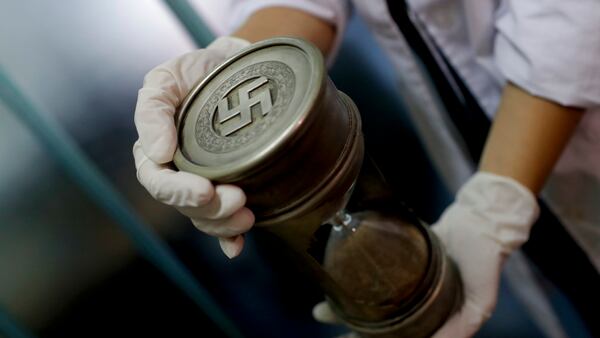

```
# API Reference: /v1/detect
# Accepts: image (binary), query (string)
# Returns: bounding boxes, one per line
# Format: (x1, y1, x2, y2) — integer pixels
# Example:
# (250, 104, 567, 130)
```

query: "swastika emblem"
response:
(215, 76, 273, 136)
(195, 61, 294, 153)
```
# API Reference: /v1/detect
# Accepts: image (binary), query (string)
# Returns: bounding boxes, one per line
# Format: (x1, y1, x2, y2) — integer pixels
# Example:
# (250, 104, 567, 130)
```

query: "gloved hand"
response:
(133, 36, 254, 259)
(430, 172, 539, 337)
(313, 172, 539, 338)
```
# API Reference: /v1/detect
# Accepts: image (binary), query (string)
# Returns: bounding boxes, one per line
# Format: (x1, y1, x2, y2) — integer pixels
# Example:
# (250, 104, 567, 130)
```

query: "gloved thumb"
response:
(312, 301, 340, 324)
(219, 235, 244, 259)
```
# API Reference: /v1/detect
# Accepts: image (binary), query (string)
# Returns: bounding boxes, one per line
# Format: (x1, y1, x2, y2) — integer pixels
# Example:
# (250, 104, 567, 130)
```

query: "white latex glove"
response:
(312, 172, 539, 338)
(133, 36, 254, 259)
(430, 172, 538, 337)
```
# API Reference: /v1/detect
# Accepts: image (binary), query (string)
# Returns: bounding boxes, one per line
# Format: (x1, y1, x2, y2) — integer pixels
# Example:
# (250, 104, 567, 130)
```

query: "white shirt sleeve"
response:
(224, 0, 350, 65)
(494, 0, 600, 108)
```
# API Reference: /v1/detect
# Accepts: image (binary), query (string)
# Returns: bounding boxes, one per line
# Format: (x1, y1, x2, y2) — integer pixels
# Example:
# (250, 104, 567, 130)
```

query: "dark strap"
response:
(386, 0, 490, 163)
(385, 1, 600, 335)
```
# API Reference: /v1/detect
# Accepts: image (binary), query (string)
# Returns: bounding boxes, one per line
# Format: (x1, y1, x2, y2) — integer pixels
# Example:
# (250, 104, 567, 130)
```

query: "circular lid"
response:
(174, 37, 325, 181)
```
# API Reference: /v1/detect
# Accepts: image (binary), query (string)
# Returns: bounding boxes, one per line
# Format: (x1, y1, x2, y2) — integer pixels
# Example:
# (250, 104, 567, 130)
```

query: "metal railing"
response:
(163, 0, 215, 47)
(0, 1, 243, 337)
(0, 305, 35, 338)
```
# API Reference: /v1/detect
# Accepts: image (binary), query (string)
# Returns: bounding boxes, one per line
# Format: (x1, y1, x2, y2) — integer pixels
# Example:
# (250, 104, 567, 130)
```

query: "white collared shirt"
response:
(222, 0, 600, 272)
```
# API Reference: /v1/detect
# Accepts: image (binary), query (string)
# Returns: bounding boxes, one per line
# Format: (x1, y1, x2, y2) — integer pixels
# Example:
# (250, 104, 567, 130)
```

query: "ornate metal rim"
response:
(173, 37, 325, 181)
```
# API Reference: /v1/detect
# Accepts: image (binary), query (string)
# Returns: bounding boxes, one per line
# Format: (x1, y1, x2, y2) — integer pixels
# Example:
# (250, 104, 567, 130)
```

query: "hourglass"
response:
(173, 37, 462, 338)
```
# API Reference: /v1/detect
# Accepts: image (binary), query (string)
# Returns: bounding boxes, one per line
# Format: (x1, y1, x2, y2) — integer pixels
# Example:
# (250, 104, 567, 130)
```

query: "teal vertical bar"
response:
(0, 304, 36, 338)
(163, 0, 215, 47)
(0, 69, 244, 338)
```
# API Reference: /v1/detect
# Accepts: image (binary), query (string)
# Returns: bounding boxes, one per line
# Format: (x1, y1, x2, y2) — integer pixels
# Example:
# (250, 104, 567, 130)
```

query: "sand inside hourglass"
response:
(323, 210, 430, 321)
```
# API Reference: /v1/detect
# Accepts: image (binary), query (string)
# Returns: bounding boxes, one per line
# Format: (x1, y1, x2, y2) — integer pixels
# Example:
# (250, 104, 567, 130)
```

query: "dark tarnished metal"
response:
(173, 37, 462, 338)
(174, 37, 359, 225)
(324, 210, 462, 338)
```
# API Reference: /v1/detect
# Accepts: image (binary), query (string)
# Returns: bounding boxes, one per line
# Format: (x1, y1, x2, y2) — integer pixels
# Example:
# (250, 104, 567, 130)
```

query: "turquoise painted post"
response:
(163, 0, 215, 47)
(0, 304, 36, 338)
(0, 68, 244, 338)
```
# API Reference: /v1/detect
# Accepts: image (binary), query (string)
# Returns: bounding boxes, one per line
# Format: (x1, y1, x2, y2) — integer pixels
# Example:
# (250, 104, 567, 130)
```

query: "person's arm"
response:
(232, 7, 335, 56)
(430, 84, 584, 338)
(480, 82, 584, 194)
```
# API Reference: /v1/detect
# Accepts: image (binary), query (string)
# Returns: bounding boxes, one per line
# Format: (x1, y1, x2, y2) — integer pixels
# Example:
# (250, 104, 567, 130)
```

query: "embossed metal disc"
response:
(174, 37, 325, 181)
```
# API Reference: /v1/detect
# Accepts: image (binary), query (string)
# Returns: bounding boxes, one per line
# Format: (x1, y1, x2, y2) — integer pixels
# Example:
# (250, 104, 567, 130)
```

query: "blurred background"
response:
(0, 1, 592, 337)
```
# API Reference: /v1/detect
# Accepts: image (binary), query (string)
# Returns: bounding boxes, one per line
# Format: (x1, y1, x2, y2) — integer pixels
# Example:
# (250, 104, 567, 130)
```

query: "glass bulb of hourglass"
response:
(323, 209, 431, 322)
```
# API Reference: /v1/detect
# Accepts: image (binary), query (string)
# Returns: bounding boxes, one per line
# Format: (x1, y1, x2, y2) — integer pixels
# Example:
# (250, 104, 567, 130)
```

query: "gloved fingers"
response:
(134, 48, 228, 163)
(133, 141, 215, 207)
(430, 220, 448, 240)
(140, 49, 228, 100)
(218, 235, 245, 259)
(133, 37, 250, 164)
(431, 299, 489, 338)
(150, 37, 249, 97)
(134, 85, 180, 164)
(190, 207, 255, 238)
(428, 172, 538, 338)
(207, 36, 252, 58)
(177, 184, 247, 220)
(430, 212, 500, 338)
(136, 37, 250, 114)
(312, 301, 340, 324)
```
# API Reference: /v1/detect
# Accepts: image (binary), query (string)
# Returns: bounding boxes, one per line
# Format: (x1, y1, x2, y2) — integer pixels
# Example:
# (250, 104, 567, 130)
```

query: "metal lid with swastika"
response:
(173, 37, 363, 224)
(174, 37, 324, 179)
(172, 38, 462, 338)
